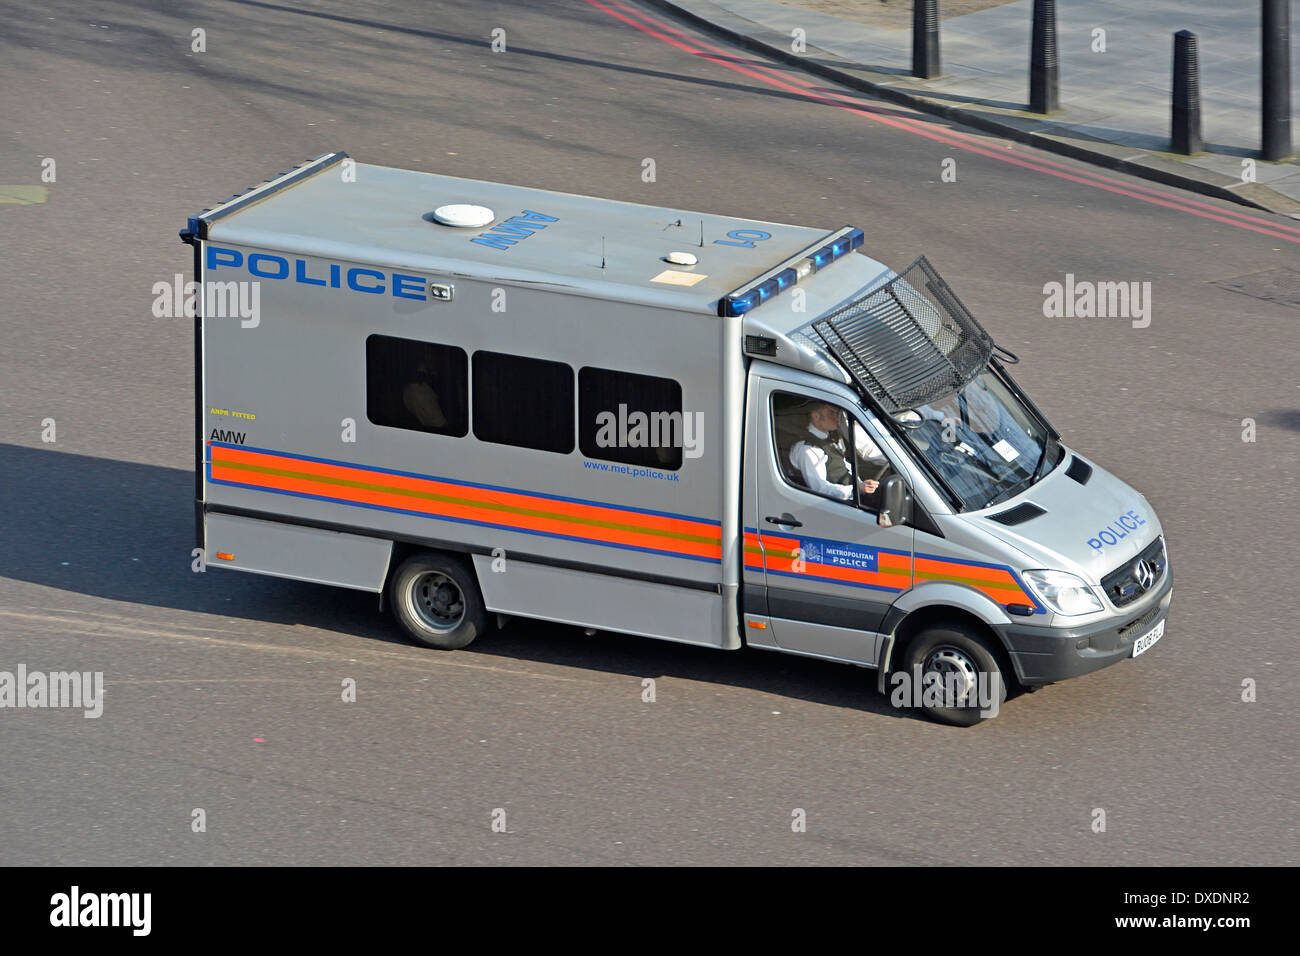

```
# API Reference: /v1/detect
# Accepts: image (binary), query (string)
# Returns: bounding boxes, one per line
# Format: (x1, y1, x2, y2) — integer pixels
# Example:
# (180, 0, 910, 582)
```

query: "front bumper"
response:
(997, 568, 1173, 685)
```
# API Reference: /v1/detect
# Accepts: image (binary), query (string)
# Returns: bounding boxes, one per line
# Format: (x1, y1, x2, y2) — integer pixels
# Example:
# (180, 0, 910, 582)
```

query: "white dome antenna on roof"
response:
(431, 204, 495, 227)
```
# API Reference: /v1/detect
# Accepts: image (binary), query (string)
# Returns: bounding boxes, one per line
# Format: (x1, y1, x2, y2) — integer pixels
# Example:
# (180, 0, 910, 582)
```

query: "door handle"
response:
(765, 513, 803, 528)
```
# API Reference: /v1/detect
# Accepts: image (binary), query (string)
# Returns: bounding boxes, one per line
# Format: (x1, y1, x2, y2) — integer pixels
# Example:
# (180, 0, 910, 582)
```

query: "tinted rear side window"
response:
(579, 366, 684, 470)
(472, 351, 574, 454)
(366, 335, 468, 437)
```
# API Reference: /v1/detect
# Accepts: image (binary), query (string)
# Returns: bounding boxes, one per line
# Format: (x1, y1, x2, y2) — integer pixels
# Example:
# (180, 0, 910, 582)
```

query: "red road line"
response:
(614, 0, 1300, 235)
(588, 0, 1300, 244)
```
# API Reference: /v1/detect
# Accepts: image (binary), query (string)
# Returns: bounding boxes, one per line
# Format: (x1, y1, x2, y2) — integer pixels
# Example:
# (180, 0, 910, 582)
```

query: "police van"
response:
(179, 151, 1172, 725)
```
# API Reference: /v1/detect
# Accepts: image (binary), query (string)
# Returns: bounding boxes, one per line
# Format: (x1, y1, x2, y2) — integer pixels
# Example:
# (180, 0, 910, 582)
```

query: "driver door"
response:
(748, 374, 915, 664)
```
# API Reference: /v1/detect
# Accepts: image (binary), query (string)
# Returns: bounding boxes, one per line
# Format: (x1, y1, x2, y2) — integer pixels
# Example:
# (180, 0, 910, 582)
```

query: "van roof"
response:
(186, 152, 858, 316)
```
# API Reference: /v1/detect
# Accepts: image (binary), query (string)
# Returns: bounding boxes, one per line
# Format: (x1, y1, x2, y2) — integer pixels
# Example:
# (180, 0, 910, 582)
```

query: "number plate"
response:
(1132, 619, 1165, 657)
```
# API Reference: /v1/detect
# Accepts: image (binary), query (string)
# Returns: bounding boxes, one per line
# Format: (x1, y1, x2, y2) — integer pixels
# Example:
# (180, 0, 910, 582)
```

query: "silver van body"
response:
(180, 152, 1172, 714)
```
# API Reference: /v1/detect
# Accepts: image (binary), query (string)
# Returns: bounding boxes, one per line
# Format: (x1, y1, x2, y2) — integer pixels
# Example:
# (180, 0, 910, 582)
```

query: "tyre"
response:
(389, 552, 487, 650)
(898, 623, 1008, 726)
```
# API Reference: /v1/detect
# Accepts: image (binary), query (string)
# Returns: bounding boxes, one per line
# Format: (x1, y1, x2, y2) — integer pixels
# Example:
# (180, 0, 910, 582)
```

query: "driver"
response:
(790, 402, 889, 504)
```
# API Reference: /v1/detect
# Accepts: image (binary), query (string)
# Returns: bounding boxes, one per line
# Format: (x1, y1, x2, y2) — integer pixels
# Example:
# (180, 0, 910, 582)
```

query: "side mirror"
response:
(878, 475, 911, 528)
(894, 409, 925, 430)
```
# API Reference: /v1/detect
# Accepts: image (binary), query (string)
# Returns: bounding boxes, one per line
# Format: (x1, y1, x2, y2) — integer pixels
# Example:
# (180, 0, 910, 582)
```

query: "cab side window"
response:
(771, 392, 894, 513)
(852, 419, 892, 515)
(772, 393, 857, 505)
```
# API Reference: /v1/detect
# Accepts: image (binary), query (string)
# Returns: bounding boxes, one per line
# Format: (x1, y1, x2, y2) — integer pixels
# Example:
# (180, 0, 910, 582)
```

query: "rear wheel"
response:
(899, 623, 1008, 726)
(389, 553, 486, 650)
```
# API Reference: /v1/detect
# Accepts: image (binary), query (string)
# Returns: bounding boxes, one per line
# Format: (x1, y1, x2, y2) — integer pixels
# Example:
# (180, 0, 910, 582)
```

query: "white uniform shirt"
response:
(789, 424, 887, 500)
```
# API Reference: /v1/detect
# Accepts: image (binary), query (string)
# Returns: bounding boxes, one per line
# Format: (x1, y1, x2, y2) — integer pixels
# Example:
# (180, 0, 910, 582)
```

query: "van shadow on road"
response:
(0, 443, 915, 721)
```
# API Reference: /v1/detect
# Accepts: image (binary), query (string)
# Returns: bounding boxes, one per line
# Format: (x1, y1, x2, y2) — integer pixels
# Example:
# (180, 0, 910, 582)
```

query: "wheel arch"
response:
(384, 540, 479, 593)
(876, 587, 1022, 693)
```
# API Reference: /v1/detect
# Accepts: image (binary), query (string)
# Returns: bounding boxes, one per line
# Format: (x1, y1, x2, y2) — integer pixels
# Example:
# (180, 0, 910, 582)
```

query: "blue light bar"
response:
(721, 227, 865, 317)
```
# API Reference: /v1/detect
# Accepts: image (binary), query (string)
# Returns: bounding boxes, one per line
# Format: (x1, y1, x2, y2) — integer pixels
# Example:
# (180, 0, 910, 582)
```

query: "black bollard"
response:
(1262, 0, 1292, 161)
(1029, 0, 1059, 114)
(913, 0, 940, 79)
(1172, 31, 1202, 155)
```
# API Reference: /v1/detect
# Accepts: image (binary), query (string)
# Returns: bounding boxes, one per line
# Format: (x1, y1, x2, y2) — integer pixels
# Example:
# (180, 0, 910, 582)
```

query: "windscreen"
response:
(892, 369, 1057, 511)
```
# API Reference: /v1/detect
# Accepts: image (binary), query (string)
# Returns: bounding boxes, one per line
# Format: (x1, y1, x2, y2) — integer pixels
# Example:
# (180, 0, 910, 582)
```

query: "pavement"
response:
(648, 0, 1300, 215)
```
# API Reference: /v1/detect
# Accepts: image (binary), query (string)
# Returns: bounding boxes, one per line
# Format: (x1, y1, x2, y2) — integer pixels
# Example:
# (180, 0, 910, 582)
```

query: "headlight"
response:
(1022, 569, 1104, 616)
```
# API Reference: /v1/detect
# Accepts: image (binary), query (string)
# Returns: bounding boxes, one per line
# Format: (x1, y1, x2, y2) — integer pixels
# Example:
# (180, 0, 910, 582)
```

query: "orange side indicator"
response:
(216, 552, 235, 561)
(747, 620, 768, 630)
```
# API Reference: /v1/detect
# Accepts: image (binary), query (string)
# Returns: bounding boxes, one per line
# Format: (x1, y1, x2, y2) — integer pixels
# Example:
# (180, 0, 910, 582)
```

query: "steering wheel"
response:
(937, 448, 966, 470)
(861, 460, 891, 482)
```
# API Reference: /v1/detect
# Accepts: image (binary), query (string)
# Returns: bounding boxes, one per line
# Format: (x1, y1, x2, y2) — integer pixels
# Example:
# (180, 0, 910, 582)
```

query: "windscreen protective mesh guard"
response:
(808, 256, 995, 413)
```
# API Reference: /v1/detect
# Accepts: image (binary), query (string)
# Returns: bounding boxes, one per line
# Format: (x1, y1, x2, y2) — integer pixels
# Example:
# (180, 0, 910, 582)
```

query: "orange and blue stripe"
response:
(207, 442, 722, 563)
(745, 527, 1043, 612)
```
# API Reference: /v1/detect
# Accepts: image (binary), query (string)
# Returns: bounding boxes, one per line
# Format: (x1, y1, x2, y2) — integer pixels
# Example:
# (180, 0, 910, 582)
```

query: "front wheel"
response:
(898, 624, 1008, 726)
(389, 553, 487, 650)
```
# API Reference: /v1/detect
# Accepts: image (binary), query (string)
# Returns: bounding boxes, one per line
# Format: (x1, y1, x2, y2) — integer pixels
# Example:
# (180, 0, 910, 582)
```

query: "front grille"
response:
(1101, 536, 1166, 608)
(1118, 603, 1162, 640)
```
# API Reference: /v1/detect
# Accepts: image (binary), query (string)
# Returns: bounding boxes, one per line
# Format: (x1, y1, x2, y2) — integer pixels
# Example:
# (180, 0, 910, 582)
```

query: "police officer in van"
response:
(790, 402, 888, 505)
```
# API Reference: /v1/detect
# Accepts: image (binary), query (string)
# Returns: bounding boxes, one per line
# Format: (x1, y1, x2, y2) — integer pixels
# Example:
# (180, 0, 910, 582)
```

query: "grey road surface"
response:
(0, 0, 1296, 865)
